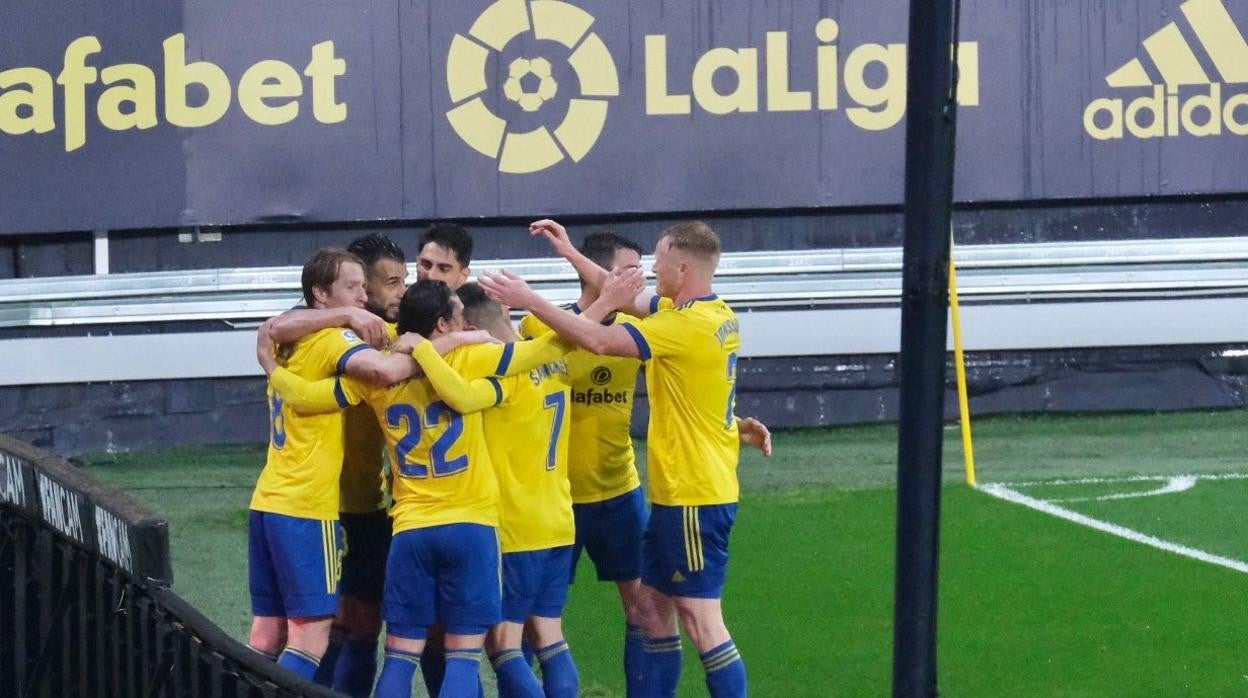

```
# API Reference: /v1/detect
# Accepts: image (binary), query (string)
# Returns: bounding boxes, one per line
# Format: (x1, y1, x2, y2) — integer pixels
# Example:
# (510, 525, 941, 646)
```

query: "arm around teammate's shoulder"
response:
(341, 346, 419, 386)
(267, 306, 389, 348)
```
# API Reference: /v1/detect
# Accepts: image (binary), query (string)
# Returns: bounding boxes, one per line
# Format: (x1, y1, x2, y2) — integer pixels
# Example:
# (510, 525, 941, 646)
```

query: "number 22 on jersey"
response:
(386, 402, 468, 478)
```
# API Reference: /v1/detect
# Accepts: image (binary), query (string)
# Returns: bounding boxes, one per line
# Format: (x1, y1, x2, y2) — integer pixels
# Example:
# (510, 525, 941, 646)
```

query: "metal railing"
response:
(0, 435, 339, 698)
(1, 237, 1247, 328)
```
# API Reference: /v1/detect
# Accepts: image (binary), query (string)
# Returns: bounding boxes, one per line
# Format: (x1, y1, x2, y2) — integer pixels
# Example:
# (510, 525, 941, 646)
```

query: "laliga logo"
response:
(446, 0, 620, 174)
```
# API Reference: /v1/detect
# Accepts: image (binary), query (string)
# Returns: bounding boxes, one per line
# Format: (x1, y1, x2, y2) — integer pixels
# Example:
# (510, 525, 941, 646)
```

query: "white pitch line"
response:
(996, 472, 1248, 488)
(1049, 475, 1197, 503)
(977, 482, 1248, 575)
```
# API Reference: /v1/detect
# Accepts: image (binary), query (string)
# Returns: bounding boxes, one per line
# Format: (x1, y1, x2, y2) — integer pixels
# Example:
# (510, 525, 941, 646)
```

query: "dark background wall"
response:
(4, 196, 1248, 279)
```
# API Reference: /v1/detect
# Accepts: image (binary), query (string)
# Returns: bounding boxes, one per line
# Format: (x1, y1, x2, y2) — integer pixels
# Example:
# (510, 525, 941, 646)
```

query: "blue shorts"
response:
(641, 504, 737, 599)
(383, 524, 501, 639)
(339, 509, 392, 603)
(502, 546, 574, 623)
(571, 487, 647, 582)
(248, 510, 344, 618)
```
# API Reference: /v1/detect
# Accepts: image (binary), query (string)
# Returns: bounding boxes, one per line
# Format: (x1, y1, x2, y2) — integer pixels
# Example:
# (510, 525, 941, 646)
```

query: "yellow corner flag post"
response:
(949, 251, 977, 486)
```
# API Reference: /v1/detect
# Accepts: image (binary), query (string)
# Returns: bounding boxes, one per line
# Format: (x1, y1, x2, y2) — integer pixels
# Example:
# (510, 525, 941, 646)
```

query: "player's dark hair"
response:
(660, 221, 720, 262)
(456, 282, 505, 331)
(419, 223, 474, 267)
(347, 233, 405, 271)
(398, 279, 455, 336)
(579, 231, 643, 271)
(301, 248, 364, 307)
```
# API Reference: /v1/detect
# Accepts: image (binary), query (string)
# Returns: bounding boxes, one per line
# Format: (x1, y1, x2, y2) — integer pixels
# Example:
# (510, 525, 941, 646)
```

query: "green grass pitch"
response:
(84, 410, 1248, 696)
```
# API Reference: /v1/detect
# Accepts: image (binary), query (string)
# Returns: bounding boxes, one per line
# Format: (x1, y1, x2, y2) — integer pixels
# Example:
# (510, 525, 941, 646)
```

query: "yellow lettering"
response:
(56, 36, 101, 152)
(239, 60, 303, 125)
(765, 32, 811, 112)
(304, 41, 346, 123)
(1224, 92, 1248, 136)
(0, 67, 55, 135)
(1125, 86, 1164, 139)
(97, 64, 157, 131)
(1083, 98, 1124, 140)
(1166, 86, 1180, 137)
(816, 19, 839, 111)
(644, 35, 691, 115)
(956, 42, 979, 106)
(692, 48, 759, 115)
(163, 33, 230, 128)
(844, 43, 905, 131)
(1180, 83, 1221, 136)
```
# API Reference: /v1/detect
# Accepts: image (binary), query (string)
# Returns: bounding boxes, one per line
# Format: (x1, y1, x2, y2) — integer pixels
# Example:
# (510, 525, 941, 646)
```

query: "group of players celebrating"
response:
(245, 219, 772, 697)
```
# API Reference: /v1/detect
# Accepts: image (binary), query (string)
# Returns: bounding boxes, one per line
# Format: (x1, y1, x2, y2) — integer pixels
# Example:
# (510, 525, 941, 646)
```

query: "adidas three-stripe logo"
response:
(1084, 0, 1248, 139)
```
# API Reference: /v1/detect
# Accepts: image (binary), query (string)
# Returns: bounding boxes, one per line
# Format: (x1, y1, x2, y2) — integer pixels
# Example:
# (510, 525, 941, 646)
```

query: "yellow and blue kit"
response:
(270, 335, 573, 634)
(248, 325, 367, 618)
(521, 307, 648, 583)
(622, 294, 742, 598)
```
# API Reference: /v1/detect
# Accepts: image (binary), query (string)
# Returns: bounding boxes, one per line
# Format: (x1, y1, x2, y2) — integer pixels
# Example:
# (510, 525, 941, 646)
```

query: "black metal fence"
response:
(0, 434, 340, 698)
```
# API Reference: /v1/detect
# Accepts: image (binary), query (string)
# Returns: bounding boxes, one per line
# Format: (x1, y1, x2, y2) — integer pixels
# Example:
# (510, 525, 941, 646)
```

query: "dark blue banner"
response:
(1, 0, 1247, 234)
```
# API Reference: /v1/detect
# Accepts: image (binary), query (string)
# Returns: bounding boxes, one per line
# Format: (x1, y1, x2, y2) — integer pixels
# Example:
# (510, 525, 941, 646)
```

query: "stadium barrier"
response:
(0, 433, 339, 698)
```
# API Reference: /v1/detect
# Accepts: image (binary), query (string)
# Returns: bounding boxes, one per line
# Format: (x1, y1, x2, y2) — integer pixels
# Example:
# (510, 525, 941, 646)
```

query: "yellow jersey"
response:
(267, 335, 575, 534)
(448, 340, 576, 553)
(622, 295, 741, 506)
(250, 327, 369, 519)
(340, 342, 506, 534)
(520, 309, 643, 503)
(338, 322, 399, 514)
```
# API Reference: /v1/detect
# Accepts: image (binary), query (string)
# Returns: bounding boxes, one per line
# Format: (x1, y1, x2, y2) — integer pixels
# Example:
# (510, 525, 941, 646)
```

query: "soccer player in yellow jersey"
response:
(262, 279, 576, 697)
(248, 248, 427, 682)
(457, 283, 581, 698)
(320, 233, 407, 696)
(483, 220, 757, 698)
(518, 231, 652, 694)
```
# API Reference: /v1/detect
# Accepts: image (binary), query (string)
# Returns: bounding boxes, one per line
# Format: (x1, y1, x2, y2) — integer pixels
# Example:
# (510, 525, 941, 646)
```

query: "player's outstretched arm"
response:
(480, 270, 641, 358)
(737, 416, 773, 457)
(531, 219, 606, 290)
(269, 369, 358, 414)
(412, 342, 503, 414)
(267, 306, 390, 349)
(532, 219, 658, 317)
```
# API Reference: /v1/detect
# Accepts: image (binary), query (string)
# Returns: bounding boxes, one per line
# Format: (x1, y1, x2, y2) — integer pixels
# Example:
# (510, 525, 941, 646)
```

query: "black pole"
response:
(893, 0, 961, 695)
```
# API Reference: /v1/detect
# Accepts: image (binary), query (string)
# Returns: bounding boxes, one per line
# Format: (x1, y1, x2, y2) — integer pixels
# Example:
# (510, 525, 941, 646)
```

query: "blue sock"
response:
(276, 647, 320, 681)
(422, 637, 447, 697)
(624, 624, 645, 696)
(537, 641, 579, 698)
(701, 640, 747, 698)
(313, 627, 346, 686)
(642, 636, 683, 698)
(443, 648, 485, 698)
(522, 635, 538, 668)
(491, 649, 545, 698)
(374, 647, 421, 698)
(332, 638, 379, 698)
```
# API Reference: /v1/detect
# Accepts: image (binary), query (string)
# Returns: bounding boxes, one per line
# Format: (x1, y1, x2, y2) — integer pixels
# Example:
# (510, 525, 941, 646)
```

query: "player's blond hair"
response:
(660, 221, 721, 265)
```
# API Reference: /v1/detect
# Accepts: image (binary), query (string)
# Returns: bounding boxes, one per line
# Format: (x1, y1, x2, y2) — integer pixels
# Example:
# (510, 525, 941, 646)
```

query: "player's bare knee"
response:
(248, 617, 286, 655)
(674, 600, 729, 652)
(385, 633, 425, 655)
(528, 616, 566, 648)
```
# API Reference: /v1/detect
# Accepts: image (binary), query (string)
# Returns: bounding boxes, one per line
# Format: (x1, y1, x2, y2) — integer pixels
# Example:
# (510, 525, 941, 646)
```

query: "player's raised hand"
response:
(479, 270, 539, 310)
(599, 266, 645, 311)
(255, 319, 279, 377)
(738, 416, 773, 457)
(530, 219, 575, 256)
(344, 307, 390, 348)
